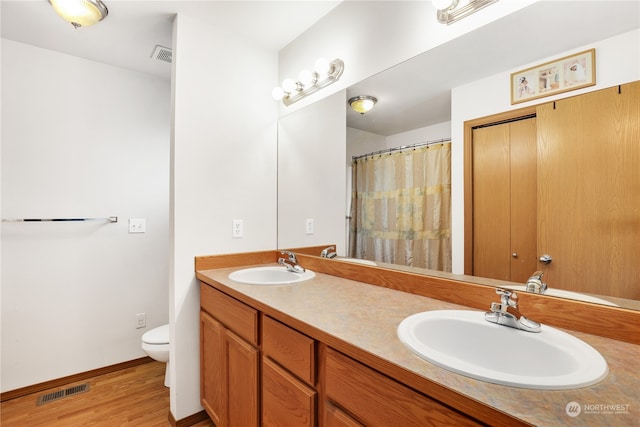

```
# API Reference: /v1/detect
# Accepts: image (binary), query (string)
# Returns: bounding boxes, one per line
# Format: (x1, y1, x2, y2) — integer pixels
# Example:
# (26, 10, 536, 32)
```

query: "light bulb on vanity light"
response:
(282, 78, 298, 94)
(272, 87, 285, 101)
(298, 69, 316, 86)
(314, 58, 331, 76)
(432, 0, 457, 10)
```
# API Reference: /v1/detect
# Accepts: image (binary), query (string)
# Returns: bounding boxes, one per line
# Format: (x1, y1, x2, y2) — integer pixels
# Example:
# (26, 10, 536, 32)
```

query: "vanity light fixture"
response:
(348, 95, 377, 115)
(272, 58, 345, 106)
(434, 0, 498, 25)
(49, 0, 109, 29)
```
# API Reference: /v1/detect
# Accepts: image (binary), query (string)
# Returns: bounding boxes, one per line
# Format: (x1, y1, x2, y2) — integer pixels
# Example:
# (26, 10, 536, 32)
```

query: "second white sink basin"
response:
(228, 266, 315, 285)
(397, 310, 608, 390)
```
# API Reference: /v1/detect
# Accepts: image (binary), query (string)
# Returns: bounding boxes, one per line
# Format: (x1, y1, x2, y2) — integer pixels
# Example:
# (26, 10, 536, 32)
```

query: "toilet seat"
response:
(142, 324, 169, 345)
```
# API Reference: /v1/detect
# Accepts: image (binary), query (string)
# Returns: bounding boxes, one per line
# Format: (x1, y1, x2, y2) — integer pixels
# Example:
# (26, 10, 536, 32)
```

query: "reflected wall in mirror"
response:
(277, 2, 640, 311)
(277, 91, 347, 252)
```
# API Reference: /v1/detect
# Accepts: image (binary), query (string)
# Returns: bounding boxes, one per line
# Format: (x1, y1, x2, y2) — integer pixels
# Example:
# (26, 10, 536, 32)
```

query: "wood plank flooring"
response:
(1, 361, 214, 427)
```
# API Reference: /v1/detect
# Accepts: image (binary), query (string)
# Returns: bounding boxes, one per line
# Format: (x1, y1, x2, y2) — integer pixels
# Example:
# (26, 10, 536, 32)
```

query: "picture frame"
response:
(510, 48, 595, 104)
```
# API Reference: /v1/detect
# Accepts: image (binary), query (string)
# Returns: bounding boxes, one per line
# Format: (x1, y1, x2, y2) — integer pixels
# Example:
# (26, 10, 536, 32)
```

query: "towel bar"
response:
(1, 216, 118, 223)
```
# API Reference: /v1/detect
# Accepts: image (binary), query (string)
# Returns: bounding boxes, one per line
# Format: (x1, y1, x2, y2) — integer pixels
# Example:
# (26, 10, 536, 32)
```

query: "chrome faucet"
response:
(485, 288, 541, 333)
(278, 251, 306, 273)
(320, 246, 337, 259)
(525, 270, 547, 294)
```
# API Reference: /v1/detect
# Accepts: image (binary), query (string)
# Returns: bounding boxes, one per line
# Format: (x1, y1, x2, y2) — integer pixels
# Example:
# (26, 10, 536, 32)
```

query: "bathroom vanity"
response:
(196, 250, 640, 427)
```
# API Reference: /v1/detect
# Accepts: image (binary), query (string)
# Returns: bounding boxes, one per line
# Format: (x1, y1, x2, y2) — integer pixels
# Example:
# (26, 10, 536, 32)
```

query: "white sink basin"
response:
(397, 310, 608, 390)
(507, 285, 617, 306)
(228, 266, 315, 285)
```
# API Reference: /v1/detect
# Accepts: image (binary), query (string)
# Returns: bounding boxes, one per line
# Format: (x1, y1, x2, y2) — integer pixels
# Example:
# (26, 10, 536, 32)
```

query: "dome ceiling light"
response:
(49, 0, 109, 29)
(348, 96, 378, 115)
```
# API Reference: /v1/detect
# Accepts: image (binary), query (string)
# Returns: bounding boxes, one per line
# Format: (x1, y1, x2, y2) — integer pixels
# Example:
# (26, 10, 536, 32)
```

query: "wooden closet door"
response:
(472, 118, 537, 282)
(509, 118, 538, 282)
(536, 81, 640, 299)
(472, 124, 511, 281)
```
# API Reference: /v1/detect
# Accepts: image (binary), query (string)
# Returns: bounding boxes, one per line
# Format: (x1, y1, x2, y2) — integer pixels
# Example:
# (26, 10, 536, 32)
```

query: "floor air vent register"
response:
(36, 383, 90, 406)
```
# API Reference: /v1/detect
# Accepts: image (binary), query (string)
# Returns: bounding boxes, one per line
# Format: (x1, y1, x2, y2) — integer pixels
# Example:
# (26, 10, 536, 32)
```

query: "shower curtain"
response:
(349, 143, 452, 271)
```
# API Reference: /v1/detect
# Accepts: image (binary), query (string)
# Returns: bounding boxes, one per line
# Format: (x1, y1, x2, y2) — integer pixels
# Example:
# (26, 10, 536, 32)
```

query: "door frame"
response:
(463, 105, 537, 276)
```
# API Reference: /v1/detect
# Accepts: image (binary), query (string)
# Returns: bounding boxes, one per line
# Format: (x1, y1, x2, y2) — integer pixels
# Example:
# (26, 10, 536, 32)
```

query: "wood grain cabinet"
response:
(323, 347, 482, 427)
(262, 315, 317, 427)
(200, 283, 259, 427)
(201, 281, 487, 427)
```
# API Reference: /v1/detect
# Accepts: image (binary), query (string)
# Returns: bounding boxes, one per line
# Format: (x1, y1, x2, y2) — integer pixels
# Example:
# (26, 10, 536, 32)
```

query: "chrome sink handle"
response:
(278, 251, 306, 273)
(320, 246, 337, 258)
(280, 250, 297, 263)
(492, 288, 517, 311)
(525, 270, 548, 294)
(486, 288, 541, 333)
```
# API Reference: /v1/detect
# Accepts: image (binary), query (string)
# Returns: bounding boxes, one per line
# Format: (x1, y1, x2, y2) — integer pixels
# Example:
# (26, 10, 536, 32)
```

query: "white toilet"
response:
(141, 324, 170, 387)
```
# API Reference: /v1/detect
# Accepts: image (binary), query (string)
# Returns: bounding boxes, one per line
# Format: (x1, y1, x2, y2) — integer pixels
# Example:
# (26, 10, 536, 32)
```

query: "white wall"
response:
(386, 121, 451, 149)
(170, 14, 278, 419)
(278, 91, 346, 251)
(450, 29, 640, 273)
(1, 39, 170, 392)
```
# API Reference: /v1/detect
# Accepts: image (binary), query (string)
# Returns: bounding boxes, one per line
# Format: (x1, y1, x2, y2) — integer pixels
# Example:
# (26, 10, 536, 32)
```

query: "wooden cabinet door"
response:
(200, 312, 227, 427)
(472, 117, 537, 282)
(262, 357, 316, 427)
(227, 330, 259, 427)
(536, 81, 640, 299)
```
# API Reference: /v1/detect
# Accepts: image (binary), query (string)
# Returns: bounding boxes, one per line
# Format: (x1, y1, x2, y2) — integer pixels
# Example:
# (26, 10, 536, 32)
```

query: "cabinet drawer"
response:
(262, 357, 316, 427)
(324, 347, 481, 427)
(263, 316, 315, 385)
(200, 282, 258, 346)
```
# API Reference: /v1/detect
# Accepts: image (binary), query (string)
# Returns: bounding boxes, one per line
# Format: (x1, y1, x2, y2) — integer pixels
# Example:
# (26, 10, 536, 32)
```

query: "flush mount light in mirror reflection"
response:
(276, 1, 640, 311)
(49, 0, 108, 28)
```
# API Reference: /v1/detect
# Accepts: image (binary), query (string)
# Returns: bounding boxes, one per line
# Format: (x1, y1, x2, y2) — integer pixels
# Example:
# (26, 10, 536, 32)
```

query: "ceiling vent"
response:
(151, 45, 172, 64)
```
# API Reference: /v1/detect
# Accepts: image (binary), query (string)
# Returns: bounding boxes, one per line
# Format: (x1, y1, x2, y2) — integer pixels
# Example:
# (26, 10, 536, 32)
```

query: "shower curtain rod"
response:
(352, 138, 451, 161)
(1, 216, 118, 223)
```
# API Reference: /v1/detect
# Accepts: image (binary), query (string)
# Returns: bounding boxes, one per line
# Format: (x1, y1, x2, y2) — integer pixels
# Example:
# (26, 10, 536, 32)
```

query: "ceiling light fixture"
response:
(272, 58, 344, 106)
(49, 0, 109, 29)
(348, 96, 377, 115)
(435, 0, 498, 25)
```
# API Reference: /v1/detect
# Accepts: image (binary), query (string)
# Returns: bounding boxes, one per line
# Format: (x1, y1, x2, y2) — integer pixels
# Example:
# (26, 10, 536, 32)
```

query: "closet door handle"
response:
(539, 254, 553, 264)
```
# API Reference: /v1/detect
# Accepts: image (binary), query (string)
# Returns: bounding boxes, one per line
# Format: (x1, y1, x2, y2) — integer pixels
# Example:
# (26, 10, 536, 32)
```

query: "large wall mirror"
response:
(278, 2, 639, 311)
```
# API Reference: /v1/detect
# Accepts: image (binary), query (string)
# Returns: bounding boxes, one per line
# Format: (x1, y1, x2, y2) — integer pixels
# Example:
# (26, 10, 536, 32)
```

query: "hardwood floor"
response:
(1, 361, 215, 427)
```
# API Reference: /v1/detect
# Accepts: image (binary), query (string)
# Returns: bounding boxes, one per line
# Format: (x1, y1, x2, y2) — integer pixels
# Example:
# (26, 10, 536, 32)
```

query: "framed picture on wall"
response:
(510, 48, 596, 104)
